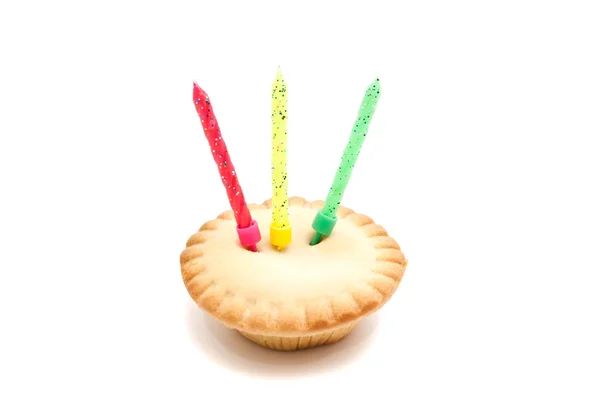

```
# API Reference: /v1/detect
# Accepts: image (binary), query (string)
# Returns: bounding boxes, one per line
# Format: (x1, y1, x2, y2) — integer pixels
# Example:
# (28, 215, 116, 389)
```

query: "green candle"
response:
(311, 78, 381, 245)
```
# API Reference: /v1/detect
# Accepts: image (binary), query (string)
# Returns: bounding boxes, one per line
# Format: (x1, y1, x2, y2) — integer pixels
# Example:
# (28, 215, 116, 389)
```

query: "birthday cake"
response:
(181, 197, 407, 350)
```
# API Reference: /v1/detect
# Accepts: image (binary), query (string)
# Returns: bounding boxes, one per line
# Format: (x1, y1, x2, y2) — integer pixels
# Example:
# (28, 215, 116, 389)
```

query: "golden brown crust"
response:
(181, 197, 407, 336)
(239, 322, 358, 351)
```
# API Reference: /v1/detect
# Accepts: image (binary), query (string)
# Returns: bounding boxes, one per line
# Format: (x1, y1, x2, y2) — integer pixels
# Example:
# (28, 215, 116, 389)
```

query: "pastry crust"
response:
(181, 197, 407, 339)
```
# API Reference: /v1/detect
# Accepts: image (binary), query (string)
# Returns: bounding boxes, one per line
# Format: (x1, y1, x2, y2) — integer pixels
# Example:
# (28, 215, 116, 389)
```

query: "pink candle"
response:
(193, 83, 258, 251)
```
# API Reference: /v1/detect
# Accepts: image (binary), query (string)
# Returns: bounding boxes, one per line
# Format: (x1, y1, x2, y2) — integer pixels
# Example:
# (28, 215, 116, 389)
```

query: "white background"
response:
(1, 0, 599, 399)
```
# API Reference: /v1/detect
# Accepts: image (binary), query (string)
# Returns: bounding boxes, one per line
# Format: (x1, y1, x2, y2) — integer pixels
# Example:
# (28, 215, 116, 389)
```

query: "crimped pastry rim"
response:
(180, 197, 407, 336)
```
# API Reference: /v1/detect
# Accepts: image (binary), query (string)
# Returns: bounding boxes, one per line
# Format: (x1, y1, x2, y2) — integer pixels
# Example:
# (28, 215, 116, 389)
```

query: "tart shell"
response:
(181, 197, 407, 350)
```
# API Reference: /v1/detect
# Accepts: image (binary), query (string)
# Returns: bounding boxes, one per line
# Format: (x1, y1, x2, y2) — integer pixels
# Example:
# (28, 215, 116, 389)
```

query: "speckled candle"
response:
(271, 67, 290, 229)
(310, 78, 381, 246)
(193, 83, 256, 250)
(322, 78, 381, 217)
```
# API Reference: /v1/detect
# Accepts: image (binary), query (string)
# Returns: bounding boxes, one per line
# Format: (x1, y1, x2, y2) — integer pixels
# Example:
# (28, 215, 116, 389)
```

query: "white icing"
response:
(199, 206, 377, 303)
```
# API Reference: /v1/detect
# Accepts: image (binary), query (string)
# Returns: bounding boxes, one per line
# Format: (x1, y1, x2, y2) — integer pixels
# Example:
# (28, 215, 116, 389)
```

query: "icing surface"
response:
(199, 206, 378, 302)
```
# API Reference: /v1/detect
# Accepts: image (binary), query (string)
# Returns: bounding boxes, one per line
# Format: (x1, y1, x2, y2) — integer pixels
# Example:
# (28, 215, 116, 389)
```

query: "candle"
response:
(270, 67, 292, 250)
(193, 82, 261, 252)
(311, 78, 381, 245)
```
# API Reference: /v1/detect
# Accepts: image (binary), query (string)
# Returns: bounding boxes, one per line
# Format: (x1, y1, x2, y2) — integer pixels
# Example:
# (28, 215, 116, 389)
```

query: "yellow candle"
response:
(270, 67, 291, 250)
